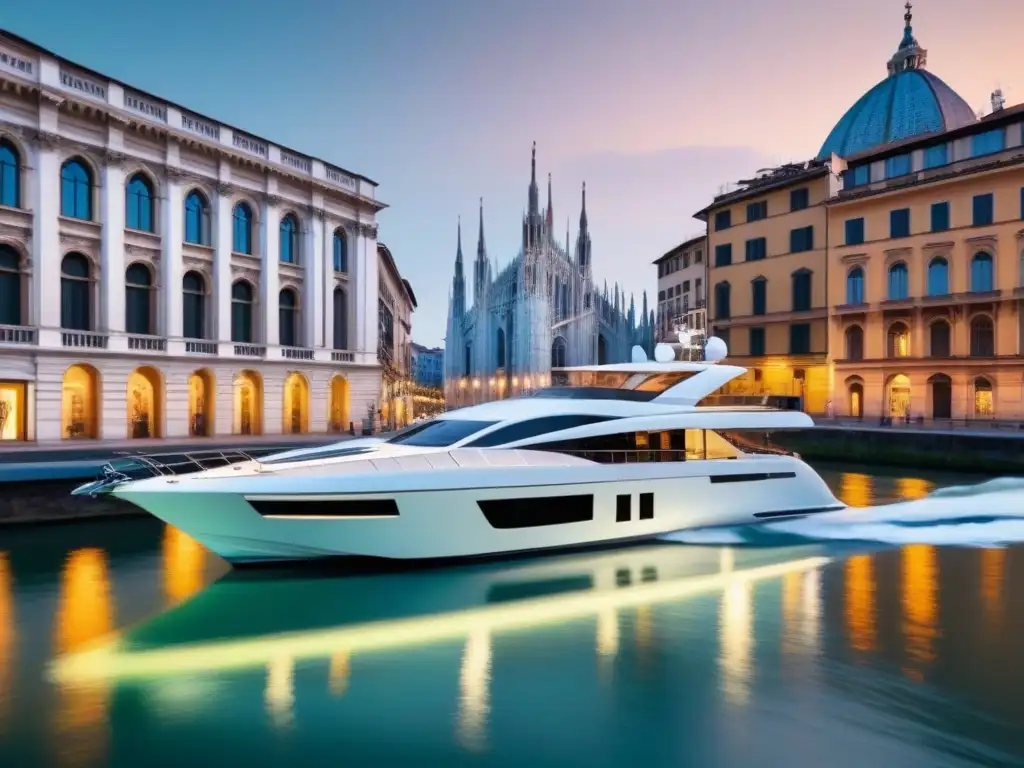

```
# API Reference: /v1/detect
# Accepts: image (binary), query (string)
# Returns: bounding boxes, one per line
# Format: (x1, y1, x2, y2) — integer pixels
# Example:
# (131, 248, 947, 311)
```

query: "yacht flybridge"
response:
(73, 337, 843, 567)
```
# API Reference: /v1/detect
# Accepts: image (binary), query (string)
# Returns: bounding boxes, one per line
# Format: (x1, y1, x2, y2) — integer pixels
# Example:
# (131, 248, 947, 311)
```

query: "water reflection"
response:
(53, 548, 114, 768)
(838, 472, 873, 507)
(329, 650, 350, 696)
(718, 581, 753, 706)
(456, 629, 491, 752)
(895, 477, 934, 501)
(844, 555, 877, 654)
(981, 548, 1005, 632)
(0, 553, 11, 732)
(162, 526, 207, 606)
(264, 656, 295, 730)
(901, 544, 938, 682)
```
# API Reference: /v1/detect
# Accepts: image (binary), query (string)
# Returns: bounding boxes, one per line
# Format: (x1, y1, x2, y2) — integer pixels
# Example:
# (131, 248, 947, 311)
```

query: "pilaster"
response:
(32, 133, 61, 345)
(305, 206, 324, 347)
(262, 197, 281, 347)
(214, 184, 233, 349)
(163, 172, 185, 354)
(100, 153, 126, 346)
(357, 221, 379, 364)
(323, 218, 336, 349)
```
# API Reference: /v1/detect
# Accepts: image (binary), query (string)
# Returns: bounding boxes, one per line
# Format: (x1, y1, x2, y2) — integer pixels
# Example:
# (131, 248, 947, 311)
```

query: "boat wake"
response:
(662, 477, 1024, 548)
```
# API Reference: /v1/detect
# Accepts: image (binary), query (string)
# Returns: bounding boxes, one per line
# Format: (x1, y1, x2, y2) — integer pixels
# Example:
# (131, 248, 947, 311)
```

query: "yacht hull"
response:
(112, 457, 842, 566)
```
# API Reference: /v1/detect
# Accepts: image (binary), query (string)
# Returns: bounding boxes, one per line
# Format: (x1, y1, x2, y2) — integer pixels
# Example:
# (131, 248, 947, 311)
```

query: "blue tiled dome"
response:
(816, 4, 977, 161)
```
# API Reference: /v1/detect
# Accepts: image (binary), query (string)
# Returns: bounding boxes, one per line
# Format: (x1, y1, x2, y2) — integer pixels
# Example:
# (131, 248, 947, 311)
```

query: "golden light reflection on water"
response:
(162, 526, 208, 606)
(981, 548, 1005, 631)
(719, 581, 753, 706)
(837, 472, 874, 507)
(635, 604, 653, 658)
(596, 608, 619, 681)
(329, 650, 350, 696)
(901, 544, 938, 682)
(0, 553, 12, 731)
(895, 477, 934, 501)
(781, 572, 800, 656)
(456, 629, 491, 753)
(53, 548, 114, 767)
(265, 656, 295, 729)
(844, 555, 877, 654)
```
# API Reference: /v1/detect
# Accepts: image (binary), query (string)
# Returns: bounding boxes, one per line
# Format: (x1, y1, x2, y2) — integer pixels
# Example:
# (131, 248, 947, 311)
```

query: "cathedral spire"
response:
(579, 181, 588, 231)
(477, 197, 486, 257)
(456, 216, 463, 267)
(546, 172, 554, 230)
(528, 141, 539, 218)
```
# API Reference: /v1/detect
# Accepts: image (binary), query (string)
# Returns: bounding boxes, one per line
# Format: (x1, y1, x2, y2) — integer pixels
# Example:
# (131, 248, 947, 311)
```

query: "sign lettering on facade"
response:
(0, 46, 34, 78)
(60, 69, 107, 100)
(232, 133, 268, 158)
(326, 165, 356, 189)
(281, 151, 311, 174)
(180, 112, 220, 140)
(123, 91, 167, 122)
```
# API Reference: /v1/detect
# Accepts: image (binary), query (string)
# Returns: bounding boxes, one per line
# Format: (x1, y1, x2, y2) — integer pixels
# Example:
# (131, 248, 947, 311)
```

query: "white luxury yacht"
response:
(73, 336, 843, 566)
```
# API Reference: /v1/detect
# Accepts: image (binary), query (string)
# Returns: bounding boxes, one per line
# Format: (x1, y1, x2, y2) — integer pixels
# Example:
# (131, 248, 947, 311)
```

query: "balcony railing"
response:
(233, 344, 265, 357)
(127, 334, 166, 352)
(0, 324, 36, 345)
(62, 330, 109, 349)
(331, 350, 354, 362)
(282, 346, 314, 361)
(185, 340, 217, 354)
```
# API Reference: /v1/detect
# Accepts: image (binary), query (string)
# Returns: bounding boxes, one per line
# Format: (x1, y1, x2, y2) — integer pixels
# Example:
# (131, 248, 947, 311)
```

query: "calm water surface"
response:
(0, 466, 1022, 767)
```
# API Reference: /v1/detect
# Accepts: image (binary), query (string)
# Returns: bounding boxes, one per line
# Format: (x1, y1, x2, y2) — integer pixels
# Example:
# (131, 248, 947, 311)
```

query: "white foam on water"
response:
(661, 477, 1024, 548)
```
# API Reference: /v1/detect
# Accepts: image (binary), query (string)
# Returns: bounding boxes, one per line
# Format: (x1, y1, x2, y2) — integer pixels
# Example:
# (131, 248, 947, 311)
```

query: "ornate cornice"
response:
(38, 90, 65, 108)
(215, 182, 235, 197)
(104, 149, 128, 166)
(840, 252, 868, 265)
(358, 222, 378, 238)
(264, 194, 284, 207)
(922, 240, 954, 253)
(166, 166, 191, 180)
(32, 130, 62, 149)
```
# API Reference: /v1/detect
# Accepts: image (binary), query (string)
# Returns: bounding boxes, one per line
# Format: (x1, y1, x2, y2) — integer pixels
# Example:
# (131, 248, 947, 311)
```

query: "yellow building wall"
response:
(827, 163, 1024, 420)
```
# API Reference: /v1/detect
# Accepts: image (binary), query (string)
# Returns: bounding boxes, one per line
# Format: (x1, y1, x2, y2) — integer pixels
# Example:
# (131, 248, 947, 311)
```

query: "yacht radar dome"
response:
(631, 345, 648, 363)
(704, 336, 728, 363)
(653, 343, 675, 363)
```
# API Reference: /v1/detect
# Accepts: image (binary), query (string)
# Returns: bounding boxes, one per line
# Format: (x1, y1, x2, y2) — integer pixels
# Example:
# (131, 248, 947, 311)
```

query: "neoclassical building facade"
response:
(0, 29, 387, 442)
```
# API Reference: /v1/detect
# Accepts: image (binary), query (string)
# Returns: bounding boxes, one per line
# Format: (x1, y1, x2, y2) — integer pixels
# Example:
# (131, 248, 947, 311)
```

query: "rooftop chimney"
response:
(991, 88, 1005, 113)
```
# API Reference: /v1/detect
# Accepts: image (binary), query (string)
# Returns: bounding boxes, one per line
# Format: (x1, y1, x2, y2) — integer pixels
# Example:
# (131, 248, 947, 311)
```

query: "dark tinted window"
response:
(388, 419, 496, 447)
(467, 415, 616, 447)
(528, 387, 658, 402)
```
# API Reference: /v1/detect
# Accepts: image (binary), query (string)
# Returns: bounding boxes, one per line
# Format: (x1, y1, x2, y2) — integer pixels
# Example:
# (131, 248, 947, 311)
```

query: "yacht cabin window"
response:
(527, 429, 792, 463)
(465, 414, 617, 447)
(387, 419, 497, 447)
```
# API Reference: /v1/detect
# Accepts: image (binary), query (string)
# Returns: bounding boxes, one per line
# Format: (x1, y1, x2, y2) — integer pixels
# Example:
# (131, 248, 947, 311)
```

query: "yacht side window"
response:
(466, 415, 617, 447)
(702, 430, 741, 460)
(387, 419, 498, 447)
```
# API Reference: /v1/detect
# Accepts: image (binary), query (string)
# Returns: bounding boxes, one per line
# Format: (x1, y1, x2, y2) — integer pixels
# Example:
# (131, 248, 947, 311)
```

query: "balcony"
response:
(233, 344, 265, 357)
(282, 346, 314, 361)
(331, 350, 354, 362)
(185, 340, 217, 355)
(0, 324, 36, 345)
(127, 334, 167, 352)
(62, 331, 109, 349)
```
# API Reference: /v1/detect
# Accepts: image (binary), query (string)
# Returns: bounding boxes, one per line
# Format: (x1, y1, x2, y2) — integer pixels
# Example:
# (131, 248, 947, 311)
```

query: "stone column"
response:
(162, 171, 185, 350)
(262, 196, 281, 347)
(304, 206, 324, 348)
(356, 222, 379, 363)
(213, 184, 234, 351)
(32, 132, 62, 346)
(100, 151, 127, 343)
(323, 218, 335, 349)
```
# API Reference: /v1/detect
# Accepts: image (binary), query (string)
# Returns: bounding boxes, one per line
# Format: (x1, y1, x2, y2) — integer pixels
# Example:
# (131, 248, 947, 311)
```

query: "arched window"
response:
(333, 287, 348, 349)
(791, 269, 812, 312)
(124, 263, 153, 334)
(333, 229, 347, 272)
(970, 252, 994, 292)
(928, 373, 952, 420)
(887, 262, 909, 300)
(970, 315, 994, 357)
(125, 173, 155, 232)
(496, 328, 506, 368)
(927, 257, 949, 296)
(232, 203, 253, 254)
(231, 280, 254, 343)
(886, 321, 909, 358)
(552, 336, 567, 368)
(844, 325, 863, 361)
(0, 244, 21, 325)
(61, 253, 92, 330)
(0, 139, 19, 208)
(60, 158, 92, 220)
(280, 214, 299, 264)
(184, 190, 211, 245)
(845, 267, 864, 304)
(714, 282, 731, 319)
(279, 287, 299, 346)
(974, 377, 994, 417)
(182, 271, 206, 339)
(929, 319, 951, 357)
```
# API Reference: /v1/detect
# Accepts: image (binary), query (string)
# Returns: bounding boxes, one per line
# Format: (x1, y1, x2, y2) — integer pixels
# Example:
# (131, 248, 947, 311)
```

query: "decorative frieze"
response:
(325, 165, 357, 189)
(103, 149, 128, 166)
(233, 133, 268, 159)
(180, 112, 220, 141)
(215, 182, 235, 197)
(59, 68, 107, 101)
(281, 151, 311, 174)
(358, 222, 378, 238)
(123, 91, 167, 123)
(0, 46, 35, 79)
(31, 130, 61, 149)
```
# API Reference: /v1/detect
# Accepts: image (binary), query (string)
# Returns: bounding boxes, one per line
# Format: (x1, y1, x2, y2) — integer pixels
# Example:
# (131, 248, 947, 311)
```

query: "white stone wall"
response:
(0, 32, 400, 442)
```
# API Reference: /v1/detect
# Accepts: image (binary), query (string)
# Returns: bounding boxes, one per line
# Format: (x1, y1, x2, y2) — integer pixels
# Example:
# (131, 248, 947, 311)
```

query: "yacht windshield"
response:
(387, 419, 497, 447)
(549, 370, 696, 394)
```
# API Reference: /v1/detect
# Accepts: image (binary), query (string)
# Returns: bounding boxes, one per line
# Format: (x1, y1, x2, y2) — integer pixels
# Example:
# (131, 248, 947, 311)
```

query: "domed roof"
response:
(816, 3, 976, 161)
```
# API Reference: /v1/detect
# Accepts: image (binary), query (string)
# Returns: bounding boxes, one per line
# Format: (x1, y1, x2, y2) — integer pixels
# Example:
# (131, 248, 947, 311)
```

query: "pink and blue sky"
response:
(5, 0, 1022, 345)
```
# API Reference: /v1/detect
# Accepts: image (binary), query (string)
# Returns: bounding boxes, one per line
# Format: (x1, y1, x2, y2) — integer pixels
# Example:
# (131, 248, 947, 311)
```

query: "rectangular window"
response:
(790, 226, 814, 253)
(744, 237, 767, 261)
(930, 201, 950, 232)
(752, 280, 766, 315)
(889, 208, 911, 238)
(846, 164, 871, 188)
(746, 200, 767, 221)
(924, 143, 948, 169)
(639, 492, 654, 520)
(845, 218, 865, 245)
(885, 153, 911, 178)
(714, 243, 732, 267)
(792, 271, 812, 312)
(789, 323, 811, 354)
(971, 129, 1005, 157)
(749, 327, 765, 356)
(615, 494, 631, 523)
(973, 193, 994, 226)
(714, 210, 731, 230)
(790, 188, 809, 211)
